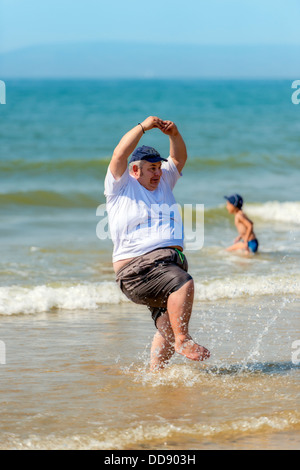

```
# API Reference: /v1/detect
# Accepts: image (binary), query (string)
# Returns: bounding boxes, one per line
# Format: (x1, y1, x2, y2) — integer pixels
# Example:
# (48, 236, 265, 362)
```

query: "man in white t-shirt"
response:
(104, 116, 210, 370)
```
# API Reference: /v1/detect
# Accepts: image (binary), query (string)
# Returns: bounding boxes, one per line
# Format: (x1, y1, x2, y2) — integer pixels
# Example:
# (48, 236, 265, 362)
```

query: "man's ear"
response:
(132, 164, 139, 174)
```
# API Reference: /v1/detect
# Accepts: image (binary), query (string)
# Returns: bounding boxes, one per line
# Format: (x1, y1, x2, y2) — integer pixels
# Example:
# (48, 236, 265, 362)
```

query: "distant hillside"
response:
(0, 42, 299, 78)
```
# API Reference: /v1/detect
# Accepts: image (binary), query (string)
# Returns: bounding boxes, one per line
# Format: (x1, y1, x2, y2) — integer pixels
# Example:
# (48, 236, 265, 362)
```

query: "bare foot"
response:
(175, 336, 210, 362)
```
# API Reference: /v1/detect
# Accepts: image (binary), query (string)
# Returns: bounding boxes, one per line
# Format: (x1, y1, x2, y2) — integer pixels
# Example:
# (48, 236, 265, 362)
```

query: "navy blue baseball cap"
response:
(129, 145, 168, 164)
(224, 194, 243, 209)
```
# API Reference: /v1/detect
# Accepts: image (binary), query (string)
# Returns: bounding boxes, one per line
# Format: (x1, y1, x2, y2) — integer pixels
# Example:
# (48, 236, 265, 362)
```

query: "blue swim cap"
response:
(224, 194, 243, 209)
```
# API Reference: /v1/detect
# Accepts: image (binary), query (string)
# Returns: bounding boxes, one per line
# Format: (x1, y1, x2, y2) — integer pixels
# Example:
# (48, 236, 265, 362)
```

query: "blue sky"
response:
(1, 0, 300, 53)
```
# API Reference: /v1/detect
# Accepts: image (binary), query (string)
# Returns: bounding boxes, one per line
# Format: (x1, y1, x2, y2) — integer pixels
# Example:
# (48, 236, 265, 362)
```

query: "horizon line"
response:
(1, 40, 300, 55)
(1, 76, 298, 81)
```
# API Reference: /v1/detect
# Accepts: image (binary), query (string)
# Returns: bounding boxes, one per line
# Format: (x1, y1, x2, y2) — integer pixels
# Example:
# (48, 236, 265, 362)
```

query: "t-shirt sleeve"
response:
(161, 156, 182, 190)
(104, 165, 130, 197)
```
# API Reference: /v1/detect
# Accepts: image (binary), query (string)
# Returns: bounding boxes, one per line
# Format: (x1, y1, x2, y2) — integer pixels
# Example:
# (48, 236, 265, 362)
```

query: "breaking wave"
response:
(1, 274, 299, 315)
(204, 201, 300, 225)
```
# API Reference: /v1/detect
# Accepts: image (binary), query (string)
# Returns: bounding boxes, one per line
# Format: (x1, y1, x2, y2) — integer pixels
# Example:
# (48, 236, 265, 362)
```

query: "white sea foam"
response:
(245, 201, 300, 225)
(194, 275, 300, 301)
(1, 274, 299, 315)
(3, 410, 299, 450)
(0, 282, 128, 316)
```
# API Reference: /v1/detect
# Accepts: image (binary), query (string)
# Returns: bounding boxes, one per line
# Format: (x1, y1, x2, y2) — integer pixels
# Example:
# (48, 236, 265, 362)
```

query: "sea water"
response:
(0, 79, 299, 449)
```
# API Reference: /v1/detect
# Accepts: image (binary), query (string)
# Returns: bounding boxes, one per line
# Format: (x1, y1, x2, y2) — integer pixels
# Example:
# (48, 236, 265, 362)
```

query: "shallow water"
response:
(1, 297, 299, 450)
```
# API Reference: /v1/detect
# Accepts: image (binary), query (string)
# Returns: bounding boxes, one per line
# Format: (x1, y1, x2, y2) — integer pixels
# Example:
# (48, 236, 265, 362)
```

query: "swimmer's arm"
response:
(234, 235, 242, 243)
(109, 116, 165, 180)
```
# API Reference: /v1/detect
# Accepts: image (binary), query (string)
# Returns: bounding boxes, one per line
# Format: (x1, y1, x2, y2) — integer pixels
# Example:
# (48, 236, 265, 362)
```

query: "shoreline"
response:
(1, 299, 299, 450)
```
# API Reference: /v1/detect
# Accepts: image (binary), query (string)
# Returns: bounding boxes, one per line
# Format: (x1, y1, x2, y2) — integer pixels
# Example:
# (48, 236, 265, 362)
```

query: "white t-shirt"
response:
(104, 157, 184, 262)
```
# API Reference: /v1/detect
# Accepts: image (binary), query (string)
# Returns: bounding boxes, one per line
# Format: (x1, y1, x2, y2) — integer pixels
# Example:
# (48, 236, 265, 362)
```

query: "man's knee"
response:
(182, 279, 194, 302)
(167, 278, 194, 309)
(178, 278, 194, 295)
(185, 278, 194, 290)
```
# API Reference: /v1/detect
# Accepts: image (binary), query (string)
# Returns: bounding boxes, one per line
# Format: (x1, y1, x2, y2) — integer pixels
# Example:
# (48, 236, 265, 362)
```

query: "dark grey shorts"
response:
(116, 248, 192, 326)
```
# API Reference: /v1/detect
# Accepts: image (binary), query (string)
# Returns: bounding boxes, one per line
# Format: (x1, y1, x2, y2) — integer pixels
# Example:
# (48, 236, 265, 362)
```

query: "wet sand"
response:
(0, 297, 299, 450)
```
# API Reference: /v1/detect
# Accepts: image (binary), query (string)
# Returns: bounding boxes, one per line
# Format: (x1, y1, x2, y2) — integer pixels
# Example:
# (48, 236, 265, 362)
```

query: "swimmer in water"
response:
(224, 194, 259, 254)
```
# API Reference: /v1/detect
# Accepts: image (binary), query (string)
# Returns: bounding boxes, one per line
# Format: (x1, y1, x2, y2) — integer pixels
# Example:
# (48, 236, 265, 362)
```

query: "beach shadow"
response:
(205, 361, 300, 377)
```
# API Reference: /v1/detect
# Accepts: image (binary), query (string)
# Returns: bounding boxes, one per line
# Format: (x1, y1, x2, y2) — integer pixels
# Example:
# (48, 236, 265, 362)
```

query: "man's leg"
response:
(150, 312, 175, 371)
(167, 279, 210, 361)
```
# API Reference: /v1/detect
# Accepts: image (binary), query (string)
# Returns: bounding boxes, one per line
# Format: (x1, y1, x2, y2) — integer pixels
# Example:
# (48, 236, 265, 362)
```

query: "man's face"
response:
(132, 161, 163, 191)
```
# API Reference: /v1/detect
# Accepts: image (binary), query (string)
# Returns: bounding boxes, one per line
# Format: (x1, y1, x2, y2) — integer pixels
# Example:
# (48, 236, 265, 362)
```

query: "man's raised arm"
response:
(109, 116, 165, 180)
(162, 121, 187, 174)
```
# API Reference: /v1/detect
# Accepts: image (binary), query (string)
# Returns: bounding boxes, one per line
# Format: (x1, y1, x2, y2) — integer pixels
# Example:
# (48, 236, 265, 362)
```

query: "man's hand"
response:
(140, 116, 165, 132)
(160, 120, 179, 137)
(141, 117, 179, 136)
